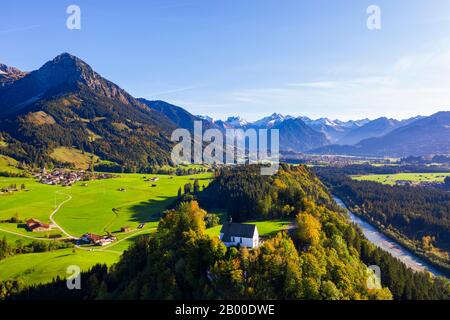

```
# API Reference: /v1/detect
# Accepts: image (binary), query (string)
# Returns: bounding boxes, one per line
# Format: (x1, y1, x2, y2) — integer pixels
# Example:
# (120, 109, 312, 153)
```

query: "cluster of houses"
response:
(78, 233, 117, 246)
(76, 226, 136, 247)
(26, 218, 52, 232)
(34, 169, 115, 186)
(282, 153, 398, 167)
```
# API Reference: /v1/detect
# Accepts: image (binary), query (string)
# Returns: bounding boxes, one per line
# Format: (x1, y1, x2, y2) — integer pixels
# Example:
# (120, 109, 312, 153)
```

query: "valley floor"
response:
(0, 172, 213, 285)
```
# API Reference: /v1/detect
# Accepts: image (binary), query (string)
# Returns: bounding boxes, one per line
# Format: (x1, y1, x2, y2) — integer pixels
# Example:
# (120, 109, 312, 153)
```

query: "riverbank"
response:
(333, 195, 448, 279)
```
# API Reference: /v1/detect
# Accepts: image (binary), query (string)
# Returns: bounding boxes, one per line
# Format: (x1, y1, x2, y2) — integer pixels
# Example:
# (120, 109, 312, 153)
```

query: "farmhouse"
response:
(96, 237, 115, 246)
(26, 219, 52, 232)
(219, 222, 259, 248)
(80, 233, 103, 244)
(79, 233, 116, 246)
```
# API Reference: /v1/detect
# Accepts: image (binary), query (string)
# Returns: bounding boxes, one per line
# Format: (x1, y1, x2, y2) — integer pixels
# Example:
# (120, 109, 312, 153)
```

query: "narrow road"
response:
(101, 229, 148, 249)
(49, 188, 76, 239)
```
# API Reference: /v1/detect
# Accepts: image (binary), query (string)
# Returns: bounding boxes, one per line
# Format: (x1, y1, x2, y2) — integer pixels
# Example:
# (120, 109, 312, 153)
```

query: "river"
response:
(333, 195, 446, 278)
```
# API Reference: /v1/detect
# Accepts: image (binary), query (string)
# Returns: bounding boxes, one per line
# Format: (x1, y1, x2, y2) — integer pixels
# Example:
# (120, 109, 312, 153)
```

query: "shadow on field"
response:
(127, 195, 176, 223)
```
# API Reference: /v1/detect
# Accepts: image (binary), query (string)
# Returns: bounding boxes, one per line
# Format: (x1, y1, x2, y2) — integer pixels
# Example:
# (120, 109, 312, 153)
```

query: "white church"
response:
(219, 221, 259, 248)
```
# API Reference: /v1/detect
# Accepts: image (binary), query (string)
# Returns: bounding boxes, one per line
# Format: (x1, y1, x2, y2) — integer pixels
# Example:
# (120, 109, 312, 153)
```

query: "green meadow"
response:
(0, 177, 67, 239)
(0, 248, 120, 285)
(0, 171, 213, 284)
(53, 173, 213, 237)
(352, 172, 450, 185)
(0, 173, 213, 237)
(0, 155, 21, 173)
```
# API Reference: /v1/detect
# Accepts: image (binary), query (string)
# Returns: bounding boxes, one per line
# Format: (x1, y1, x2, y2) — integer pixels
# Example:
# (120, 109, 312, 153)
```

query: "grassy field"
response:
(0, 155, 21, 173)
(0, 171, 213, 285)
(55, 173, 213, 236)
(0, 248, 120, 285)
(0, 177, 63, 227)
(49, 147, 99, 170)
(352, 172, 450, 185)
(206, 220, 292, 238)
(0, 173, 212, 237)
(0, 229, 36, 245)
(0, 136, 8, 147)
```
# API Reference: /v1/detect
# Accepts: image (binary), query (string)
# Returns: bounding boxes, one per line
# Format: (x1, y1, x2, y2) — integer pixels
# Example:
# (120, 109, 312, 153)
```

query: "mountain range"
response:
(138, 99, 448, 156)
(312, 112, 450, 157)
(0, 53, 448, 168)
(0, 53, 175, 168)
(0, 64, 27, 87)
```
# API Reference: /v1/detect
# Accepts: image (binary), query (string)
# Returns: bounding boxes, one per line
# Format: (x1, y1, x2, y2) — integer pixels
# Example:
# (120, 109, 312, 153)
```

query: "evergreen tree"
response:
(193, 179, 200, 193)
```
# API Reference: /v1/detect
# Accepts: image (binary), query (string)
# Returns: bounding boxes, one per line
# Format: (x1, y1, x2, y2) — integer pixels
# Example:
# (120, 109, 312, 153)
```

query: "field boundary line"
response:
(0, 227, 55, 241)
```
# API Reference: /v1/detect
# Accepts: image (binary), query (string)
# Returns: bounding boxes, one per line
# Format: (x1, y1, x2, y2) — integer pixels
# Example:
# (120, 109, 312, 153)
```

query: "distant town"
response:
(33, 168, 117, 186)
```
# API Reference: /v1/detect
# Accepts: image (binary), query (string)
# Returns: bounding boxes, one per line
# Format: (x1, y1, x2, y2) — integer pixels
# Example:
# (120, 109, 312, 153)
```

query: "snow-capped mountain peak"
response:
(225, 116, 249, 127)
(252, 113, 293, 128)
(196, 115, 214, 123)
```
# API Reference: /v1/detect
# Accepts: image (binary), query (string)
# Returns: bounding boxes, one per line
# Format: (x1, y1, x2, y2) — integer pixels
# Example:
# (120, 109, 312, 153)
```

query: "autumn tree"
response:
(296, 213, 322, 246)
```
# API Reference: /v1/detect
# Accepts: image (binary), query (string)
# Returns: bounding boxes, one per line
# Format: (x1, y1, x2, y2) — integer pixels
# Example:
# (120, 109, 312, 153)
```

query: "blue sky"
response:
(1, 0, 450, 121)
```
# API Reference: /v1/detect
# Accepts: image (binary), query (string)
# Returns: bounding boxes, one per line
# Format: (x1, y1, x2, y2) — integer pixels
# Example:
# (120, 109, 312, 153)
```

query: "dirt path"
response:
(0, 227, 57, 241)
(49, 188, 76, 239)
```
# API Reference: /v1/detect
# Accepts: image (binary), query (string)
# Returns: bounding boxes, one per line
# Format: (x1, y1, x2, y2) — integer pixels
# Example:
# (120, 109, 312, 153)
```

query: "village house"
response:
(219, 222, 259, 248)
(96, 237, 115, 246)
(26, 219, 52, 232)
(79, 233, 116, 246)
(80, 233, 103, 244)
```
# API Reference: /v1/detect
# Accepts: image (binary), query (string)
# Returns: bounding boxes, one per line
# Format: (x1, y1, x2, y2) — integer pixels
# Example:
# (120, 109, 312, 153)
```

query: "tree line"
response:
(0, 237, 72, 261)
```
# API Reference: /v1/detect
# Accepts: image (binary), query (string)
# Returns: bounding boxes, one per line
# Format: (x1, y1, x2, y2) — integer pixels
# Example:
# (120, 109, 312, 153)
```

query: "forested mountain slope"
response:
(0, 53, 175, 167)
